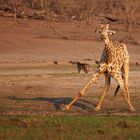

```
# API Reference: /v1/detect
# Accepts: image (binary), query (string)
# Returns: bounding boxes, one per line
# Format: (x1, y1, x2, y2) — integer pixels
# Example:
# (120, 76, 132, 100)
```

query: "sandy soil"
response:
(0, 17, 140, 116)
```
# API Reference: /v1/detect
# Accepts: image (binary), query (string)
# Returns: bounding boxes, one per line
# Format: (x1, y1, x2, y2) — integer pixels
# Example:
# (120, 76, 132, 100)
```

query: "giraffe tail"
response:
(114, 85, 120, 97)
(114, 74, 124, 97)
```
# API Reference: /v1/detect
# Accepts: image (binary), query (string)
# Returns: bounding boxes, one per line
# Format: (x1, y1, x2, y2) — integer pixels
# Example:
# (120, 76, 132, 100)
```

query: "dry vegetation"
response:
(0, 0, 140, 30)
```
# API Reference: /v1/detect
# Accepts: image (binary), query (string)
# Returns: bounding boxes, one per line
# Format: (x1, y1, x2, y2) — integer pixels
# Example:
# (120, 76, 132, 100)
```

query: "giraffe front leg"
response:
(64, 73, 101, 110)
(95, 74, 111, 112)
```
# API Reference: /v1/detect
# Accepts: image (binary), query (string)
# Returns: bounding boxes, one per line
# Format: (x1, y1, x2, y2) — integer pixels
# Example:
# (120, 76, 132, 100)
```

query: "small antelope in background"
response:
(69, 61, 90, 74)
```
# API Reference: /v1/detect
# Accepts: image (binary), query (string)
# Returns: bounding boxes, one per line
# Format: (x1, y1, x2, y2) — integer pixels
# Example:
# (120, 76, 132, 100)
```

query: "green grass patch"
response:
(0, 115, 140, 140)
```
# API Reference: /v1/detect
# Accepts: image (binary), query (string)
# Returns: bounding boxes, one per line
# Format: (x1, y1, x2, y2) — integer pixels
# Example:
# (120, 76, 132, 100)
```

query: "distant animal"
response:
(53, 61, 58, 65)
(136, 62, 139, 66)
(69, 61, 90, 74)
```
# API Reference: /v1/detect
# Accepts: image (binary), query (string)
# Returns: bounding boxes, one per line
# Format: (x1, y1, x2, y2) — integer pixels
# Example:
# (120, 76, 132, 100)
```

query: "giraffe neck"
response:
(104, 35, 111, 46)
(103, 36, 113, 63)
(103, 35, 113, 50)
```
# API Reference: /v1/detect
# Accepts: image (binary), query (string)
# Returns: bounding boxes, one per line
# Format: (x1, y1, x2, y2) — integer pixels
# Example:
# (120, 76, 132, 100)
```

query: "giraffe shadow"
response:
(7, 96, 96, 110)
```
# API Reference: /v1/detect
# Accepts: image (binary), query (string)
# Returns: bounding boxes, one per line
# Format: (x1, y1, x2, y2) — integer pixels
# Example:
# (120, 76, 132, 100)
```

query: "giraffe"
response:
(64, 23, 136, 112)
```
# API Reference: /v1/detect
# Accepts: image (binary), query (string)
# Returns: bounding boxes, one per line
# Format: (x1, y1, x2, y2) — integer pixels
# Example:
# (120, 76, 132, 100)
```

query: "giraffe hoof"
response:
(130, 107, 136, 112)
(63, 105, 70, 111)
(94, 106, 101, 112)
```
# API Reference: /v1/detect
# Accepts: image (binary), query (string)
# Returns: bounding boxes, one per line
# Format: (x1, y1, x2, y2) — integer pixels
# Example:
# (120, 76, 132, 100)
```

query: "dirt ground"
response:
(0, 17, 140, 116)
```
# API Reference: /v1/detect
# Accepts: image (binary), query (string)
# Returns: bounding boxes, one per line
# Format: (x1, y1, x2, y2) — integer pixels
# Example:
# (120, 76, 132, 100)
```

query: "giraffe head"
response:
(95, 23, 115, 40)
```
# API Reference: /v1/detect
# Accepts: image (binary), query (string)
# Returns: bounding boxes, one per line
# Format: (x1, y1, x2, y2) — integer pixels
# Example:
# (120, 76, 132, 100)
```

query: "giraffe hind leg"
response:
(114, 74, 135, 112)
(124, 62, 130, 101)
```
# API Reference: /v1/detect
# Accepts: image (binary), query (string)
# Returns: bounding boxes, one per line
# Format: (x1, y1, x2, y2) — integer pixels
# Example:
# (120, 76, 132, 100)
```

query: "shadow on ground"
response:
(7, 96, 96, 111)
